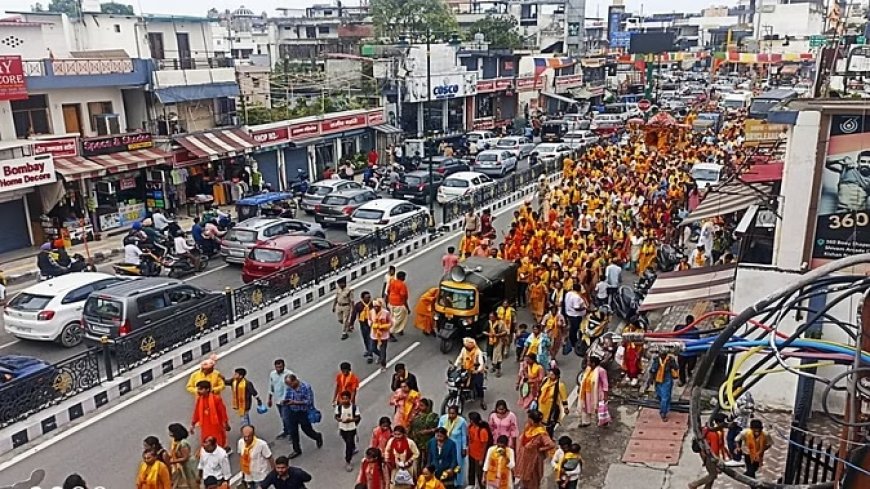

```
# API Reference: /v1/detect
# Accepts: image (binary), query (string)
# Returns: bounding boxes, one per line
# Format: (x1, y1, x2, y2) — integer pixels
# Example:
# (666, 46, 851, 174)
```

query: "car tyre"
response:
(58, 321, 84, 348)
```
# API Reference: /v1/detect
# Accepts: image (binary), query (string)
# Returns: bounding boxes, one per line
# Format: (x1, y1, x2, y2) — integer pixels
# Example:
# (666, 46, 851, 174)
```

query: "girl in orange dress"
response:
(527, 279, 547, 323)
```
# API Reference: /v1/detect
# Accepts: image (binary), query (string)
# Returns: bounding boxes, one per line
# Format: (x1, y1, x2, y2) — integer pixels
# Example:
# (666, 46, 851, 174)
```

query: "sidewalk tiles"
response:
(622, 407, 689, 465)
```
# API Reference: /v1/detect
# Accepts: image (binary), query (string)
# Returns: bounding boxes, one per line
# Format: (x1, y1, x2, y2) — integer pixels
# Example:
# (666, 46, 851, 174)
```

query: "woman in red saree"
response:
(621, 321, 645, 386)
(357, 447, 389, 489)
(514, 410, 555, 489)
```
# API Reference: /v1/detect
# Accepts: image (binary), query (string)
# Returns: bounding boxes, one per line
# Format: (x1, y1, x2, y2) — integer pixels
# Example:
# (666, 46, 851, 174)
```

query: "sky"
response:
(1, 0, 740, 19)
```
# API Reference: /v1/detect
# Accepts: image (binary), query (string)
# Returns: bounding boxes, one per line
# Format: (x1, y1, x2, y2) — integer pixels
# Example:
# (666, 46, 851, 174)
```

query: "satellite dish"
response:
(449, 265, 467, 283)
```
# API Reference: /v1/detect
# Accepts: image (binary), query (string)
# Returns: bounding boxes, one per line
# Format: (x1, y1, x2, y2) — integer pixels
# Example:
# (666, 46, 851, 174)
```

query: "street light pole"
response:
(426, 28, 435, 228)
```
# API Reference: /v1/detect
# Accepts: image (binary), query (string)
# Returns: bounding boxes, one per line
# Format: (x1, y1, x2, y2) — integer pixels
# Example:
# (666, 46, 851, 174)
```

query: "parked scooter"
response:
(656, 244, 685, 272)
(610, 285, 642, 321)
(634, 269, 657, 295)
(441, 363, 474, 415)
(289, 170, 310, 197)
(113, 253, 163, 277)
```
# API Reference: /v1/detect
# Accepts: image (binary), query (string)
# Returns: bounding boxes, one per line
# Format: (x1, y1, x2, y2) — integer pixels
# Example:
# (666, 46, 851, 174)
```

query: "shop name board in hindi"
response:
(32, 138, 78, 157)
(321, 115, 366, 133)
(0, 154, 56, 192)
(82, 132, 154, 156)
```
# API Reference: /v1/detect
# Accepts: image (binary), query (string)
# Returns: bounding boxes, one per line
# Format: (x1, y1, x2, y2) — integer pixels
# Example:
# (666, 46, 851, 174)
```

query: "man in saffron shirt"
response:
(387, 270, 410, 340)
(332, 362, 360, 405)
(191, 380, 231, 450)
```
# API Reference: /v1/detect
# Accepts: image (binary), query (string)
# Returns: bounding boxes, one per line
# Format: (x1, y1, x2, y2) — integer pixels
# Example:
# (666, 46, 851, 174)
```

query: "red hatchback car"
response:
(241, 235, 338, 283)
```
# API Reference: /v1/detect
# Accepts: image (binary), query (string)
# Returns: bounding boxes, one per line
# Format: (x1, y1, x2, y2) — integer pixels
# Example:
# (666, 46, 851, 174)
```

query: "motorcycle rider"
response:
(202, 218, 227, 255)
(151, 210, 171, 234)
(36, 242, 68, 278)
(173, 229, 201, 271)
(122, 239, 157, 276)
(454, 337, 487, 410)
(140, 218, 163, 246)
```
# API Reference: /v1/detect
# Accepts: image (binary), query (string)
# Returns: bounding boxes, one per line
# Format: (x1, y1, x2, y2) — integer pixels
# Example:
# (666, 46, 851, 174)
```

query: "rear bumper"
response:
(4, 321, 60, 341)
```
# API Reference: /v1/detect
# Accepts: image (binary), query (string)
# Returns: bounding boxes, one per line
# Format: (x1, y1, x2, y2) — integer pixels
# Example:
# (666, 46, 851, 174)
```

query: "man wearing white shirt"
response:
(151, 210, 170, 232)
(238, 425, 274, 489)
(564, 283, 587, 349)
(198, 436, 231, 484)
(174, 231, 200, 269)
(604, 260, 622, 296)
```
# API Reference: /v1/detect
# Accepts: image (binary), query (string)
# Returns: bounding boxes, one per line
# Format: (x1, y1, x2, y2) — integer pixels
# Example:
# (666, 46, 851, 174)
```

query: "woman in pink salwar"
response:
(576, 355, 609, 427)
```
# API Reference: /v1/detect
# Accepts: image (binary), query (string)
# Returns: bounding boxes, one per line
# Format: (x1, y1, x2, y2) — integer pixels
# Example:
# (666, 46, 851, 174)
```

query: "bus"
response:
(748, 89, 797, 120)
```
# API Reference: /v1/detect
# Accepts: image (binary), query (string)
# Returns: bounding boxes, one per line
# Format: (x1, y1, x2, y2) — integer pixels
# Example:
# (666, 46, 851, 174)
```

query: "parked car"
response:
(425, 157, 470, 177)
(494, 137, 536, 159)
(0, 355, 53, 385)
(4, 273, 126, 347)
(474, 150, 518, 177)
(562, 130, 599, 150)
(299, 179, 362, 214)
(346, 199, 428, 239)
(563, 114, 591, 131)
(691, 162, 723, 190)
(437, 171, 495, 204)
(241, 235, 338, 283)
(392, 170, 444, 204)
(465, 130, 499, 149)
(313, 188, 379, 226)
(82, 278, 218, 343)
(532, 143, 572, 164)
(221, 217, 325, 264)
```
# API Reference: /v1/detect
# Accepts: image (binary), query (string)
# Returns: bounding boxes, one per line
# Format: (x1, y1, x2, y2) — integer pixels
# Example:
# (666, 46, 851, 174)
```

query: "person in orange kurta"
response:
(414, 287, 439, 335)
(191, 380, 230, 449)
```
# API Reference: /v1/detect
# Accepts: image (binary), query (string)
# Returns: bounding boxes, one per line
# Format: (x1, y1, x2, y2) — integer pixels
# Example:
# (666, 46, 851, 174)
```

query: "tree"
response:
(42, 0, 80, 16)
(100, 2, 134, 15)
(370, 0, 457, 41)
(31, 3, 45, 11)
(466, 15, 522, 50)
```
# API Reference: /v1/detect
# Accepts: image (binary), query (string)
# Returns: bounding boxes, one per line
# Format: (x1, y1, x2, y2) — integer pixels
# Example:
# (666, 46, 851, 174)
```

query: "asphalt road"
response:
(0, 187, 585, 489)
(0, 158, 535, 363)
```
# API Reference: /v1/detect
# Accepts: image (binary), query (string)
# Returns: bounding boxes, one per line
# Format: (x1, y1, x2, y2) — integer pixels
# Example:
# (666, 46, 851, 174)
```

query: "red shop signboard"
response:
(0, 56, 27, 101)
(289, 122, 320, 140)
(554, 74, 583, 89)
(515, 77, 543, 91)
(32, 137, 79, 157)
(367, 111, 385, 125)
(320, 114, 366, 135)
(251, 127, 290, 146)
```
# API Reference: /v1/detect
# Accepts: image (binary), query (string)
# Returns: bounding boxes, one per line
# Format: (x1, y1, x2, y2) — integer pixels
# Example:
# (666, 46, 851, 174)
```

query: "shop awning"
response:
(779, 64, 800, 76)
(373, 124, 403, 135)
(680, 182, 773, 226)
(53, 156, 108, 180)
(86, 148, 173, 173)
(741, 162, 784, 183)
(639, 264, 737, 312)
(542, 92, 580, 105)
(174, 128, 258, 160)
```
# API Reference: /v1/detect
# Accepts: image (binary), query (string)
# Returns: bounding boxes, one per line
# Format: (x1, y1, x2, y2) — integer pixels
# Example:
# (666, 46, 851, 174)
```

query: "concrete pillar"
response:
(276, 147, 286, 191)
(565, 0, 587, 56)
(0, 101, 17, 140)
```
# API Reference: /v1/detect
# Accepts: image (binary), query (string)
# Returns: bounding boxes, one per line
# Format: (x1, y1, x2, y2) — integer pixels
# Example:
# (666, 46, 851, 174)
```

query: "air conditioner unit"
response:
(94, 114, 121, 136)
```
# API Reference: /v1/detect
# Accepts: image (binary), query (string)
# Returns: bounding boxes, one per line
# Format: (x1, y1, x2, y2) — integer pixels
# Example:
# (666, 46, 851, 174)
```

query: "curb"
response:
(4, 248, 123, 286)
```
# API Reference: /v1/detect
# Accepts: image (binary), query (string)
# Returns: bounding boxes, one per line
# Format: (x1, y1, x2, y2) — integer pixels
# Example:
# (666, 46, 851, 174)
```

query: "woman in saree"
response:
(516, 354, 544, 411)
(577, 355, 609, 428)
(389, 381, 421, 429)
(537, 367, 569, 436)
(514, 410, 555, 489)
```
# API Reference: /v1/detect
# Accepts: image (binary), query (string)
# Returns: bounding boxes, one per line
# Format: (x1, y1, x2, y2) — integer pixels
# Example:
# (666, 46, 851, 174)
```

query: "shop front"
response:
(79, 132, 173, 232)
(515, 75, 545, 118)
(33, 137, 95, 246)
(0, 154, 57, 253)
(250, 125, 291, 190)
(402, 71, 478, 137)
(172, 127, 260, 208)
(548, 74, 585, 113)
(473, 77, 517, 132)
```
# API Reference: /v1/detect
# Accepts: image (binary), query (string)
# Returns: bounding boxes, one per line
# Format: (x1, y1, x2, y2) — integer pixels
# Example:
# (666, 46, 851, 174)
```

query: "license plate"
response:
(91, 326, 110, 334)
(322, 216, 336, 221)
(15, 326, 32, 333)
(402, 194, 416, 199)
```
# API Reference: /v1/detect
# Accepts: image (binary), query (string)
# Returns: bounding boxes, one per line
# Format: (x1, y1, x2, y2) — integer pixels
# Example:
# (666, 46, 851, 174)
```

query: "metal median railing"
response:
(0, 158, 563, 429)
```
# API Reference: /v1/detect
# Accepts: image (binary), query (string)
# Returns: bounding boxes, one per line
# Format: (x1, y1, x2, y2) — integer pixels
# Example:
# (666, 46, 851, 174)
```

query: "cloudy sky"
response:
(3, 0, 739, 18)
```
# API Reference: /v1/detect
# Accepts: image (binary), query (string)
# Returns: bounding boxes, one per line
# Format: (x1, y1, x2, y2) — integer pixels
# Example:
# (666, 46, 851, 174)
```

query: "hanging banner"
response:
(82, 132, 153, 156)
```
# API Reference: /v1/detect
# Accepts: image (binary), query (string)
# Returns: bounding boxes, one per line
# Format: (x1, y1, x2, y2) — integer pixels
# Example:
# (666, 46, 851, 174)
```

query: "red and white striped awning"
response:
(54, 156, 108, 181)
(174, 128, 258, 161)
(639, 264, 737, 312)
(86, 148, 172, 173)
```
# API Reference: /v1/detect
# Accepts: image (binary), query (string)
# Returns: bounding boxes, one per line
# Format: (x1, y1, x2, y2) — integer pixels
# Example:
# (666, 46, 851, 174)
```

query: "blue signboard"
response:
(608, 6, 630, 49)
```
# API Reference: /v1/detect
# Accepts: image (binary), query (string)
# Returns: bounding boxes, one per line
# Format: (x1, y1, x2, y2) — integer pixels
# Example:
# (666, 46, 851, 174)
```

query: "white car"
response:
(532, 143, 573, 164)
(691, 162, 723, 190)
(563, 130, 598, 150)
(4, 273, 127, 347)
(437, 171, 495, 204)
(346, 199, 428, 238)
(466, 130, 499, 150)
(494, 137, 536, 159)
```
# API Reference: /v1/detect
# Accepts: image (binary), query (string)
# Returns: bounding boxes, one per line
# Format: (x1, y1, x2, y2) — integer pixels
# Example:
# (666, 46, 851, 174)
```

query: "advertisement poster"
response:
(0, 154, 55, 193)
(0, 55, 28, 101)
(811, 114, 870, 267)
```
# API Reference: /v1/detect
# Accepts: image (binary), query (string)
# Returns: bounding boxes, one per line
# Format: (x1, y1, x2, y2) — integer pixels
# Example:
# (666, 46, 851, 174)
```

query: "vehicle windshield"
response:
(443, 178, 470, 188)
(352, 209, 385, 220)
(225, 228, 257, 243)
(8, 293, 53, 311)
(749, 99, 780, 113)
(322, 196, 350, 205)
(692, 168, 721, 181)
(307, 185, 332, 196)
(438, 285, 476, 310)
(476, 153, 498, 162)
(84, 297, 123, 321)
(250, 248, 284, 263)
(722, 99, 745, 109)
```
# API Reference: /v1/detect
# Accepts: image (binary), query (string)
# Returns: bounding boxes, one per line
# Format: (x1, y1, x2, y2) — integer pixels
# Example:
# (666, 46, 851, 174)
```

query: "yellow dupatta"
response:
(239, 437, 258, 475)
(231, 378, 247, 416)
(580, 366, 598, 396)
(654, 356, 679, 384)
(520, 423, 548, 447)
(137, 461, 161, 488)
(402, 390, 420, 425)
(485, 447, 512, 489)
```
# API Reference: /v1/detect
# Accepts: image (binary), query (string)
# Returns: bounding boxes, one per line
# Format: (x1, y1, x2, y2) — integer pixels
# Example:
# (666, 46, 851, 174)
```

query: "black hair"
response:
(168, 423, 189, 441)
(143, 436, 163, 451)
(340, 362, 351, 370)
(63, 474, 87, 489)
(558, 435, 572, 446)
(397, 271, 407, 280)
(196, 380, 212, 390)
(235, 368, 247, 377)
(275, 456, 289, 465)
(379, 416, 391, 426)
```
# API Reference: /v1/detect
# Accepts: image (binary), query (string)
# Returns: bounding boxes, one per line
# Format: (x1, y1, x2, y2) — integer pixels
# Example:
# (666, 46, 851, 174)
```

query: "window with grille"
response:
(11, 95, 50, 138)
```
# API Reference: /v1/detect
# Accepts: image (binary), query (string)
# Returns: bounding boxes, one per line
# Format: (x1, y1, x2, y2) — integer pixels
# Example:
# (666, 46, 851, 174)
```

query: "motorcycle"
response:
(575, 307, 611, 359)
(113, 253, 163, 277)
(657, 244, 685, 272)
(289, 170, 310, 198)
(634, 270, 657, 295)
(164, 248, 208, 278)
(610, 285, 642, 321)
(441, 364, 474, 415)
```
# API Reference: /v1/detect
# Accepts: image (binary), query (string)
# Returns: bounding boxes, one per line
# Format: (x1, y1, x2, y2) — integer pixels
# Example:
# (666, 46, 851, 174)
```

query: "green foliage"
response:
(241, 96, 375, 125)
(465, 15, 522, 50)
(42, 0, 80, 15)
(370, 0, 457, 41)
(100, 2, 134, 14)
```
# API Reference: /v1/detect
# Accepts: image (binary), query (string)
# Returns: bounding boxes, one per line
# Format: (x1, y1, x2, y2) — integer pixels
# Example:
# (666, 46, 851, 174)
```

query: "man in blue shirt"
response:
(268, 359, 293, 439)
(282, 374, 323, 458)
(191, 217, 204, 246)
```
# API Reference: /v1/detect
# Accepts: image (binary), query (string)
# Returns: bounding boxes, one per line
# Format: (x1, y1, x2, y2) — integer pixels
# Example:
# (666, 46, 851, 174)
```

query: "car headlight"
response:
(462, 318, 473, 326)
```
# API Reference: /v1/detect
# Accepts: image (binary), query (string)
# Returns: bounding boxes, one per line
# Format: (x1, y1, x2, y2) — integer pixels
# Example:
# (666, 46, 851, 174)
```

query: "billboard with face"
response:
(811, 114, 870, 267)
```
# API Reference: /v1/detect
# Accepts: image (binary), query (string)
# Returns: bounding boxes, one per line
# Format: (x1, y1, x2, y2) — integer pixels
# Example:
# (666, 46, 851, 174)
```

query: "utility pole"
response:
(426, 29, 435, 226)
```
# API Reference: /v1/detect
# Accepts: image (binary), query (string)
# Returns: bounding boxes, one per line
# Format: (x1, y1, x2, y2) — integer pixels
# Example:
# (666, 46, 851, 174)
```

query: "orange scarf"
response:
(136, 461, 162, 489)
(654, 356, 678, 384)
(239, 437, 258, 475)
(231, 378, 247, 416)
(485, 447, 512, 489)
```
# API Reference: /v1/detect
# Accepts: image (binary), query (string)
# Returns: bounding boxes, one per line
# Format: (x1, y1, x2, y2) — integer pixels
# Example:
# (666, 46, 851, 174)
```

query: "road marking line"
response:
(359, 341, 420, 389)
(192, 263, 228, 279)
(0, 340, 19, 350)
(0, 191, 529, 472)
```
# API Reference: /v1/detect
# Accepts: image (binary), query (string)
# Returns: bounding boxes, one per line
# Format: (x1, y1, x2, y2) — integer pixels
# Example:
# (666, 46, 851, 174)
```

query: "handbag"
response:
(306, 382, 322, 424)
(597, 400, 611, 427)
(393, 468, 413, 485)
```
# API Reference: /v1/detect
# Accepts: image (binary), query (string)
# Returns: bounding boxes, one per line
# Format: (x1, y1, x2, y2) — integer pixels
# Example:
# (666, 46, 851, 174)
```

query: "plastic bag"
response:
(614, 345, 625, 366)
(597, 400, 611, 426)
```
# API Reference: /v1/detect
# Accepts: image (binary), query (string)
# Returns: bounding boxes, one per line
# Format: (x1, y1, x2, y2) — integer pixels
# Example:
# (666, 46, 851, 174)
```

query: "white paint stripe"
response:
(221, 129, 255, 150)
(0, 187, 533, 473)
(358, 341, 420, 389)
(194, 263, 229, 279)
(183, 135, 220, 158)
(0, 340, 20, 350)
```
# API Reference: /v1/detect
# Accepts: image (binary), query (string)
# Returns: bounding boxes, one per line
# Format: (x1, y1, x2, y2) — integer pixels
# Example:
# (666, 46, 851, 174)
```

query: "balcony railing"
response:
(23, 60, 44, 76)
(153, 57, 235, 71)
(52, 58, 134, 75)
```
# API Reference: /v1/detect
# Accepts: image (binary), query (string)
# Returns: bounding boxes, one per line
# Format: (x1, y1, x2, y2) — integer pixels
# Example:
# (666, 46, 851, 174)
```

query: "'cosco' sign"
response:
(433, 84, 460, 99)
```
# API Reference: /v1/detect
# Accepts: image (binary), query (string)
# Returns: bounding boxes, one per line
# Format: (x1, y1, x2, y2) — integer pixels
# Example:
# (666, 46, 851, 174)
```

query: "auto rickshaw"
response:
(235, 192, 297, 221)
(433, 257, 518, 354)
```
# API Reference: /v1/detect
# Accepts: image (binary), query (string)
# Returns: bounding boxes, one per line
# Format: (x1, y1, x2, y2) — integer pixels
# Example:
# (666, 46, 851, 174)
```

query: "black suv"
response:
(392, 170, 444, 204)
(425, 157, 470, 177)
(82, 278, 218, 342)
